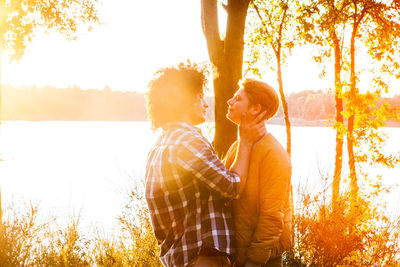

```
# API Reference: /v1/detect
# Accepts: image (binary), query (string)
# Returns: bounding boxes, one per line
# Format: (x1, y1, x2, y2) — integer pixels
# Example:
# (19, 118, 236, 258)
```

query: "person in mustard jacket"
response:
(224, 78, 292, 267)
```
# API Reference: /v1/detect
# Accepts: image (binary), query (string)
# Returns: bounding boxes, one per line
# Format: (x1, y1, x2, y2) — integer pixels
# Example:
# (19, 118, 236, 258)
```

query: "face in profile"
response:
(227, 88, 263, 125)
(226, 89, 251, 125)
(190, 93, 208, 125)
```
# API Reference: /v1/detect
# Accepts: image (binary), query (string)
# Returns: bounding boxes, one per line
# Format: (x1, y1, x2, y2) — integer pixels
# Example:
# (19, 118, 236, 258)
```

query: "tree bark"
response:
(201, 0, 251, 156)
(332, 33, 343, 207)
(0, 188, 2, 224)
(0, 0, 5, 122)
(276, 54, 291, 158)
(0, 53, 2, 122)
(347, 24, 358, 205)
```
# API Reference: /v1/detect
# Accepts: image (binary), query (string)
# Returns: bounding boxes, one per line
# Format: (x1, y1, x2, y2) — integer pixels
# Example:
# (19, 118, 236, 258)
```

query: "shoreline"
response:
(2, 118, 400, 127)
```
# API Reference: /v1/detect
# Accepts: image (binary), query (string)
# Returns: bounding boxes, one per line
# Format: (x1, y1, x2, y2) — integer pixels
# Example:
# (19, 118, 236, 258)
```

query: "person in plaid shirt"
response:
(145, 63, 266, 267)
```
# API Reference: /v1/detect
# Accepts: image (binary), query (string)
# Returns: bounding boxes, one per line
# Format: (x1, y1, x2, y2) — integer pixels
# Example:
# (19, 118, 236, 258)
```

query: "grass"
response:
(287, 174, 400, 266)
(0, 175, 399, 266)
(0, 184, 161, 267)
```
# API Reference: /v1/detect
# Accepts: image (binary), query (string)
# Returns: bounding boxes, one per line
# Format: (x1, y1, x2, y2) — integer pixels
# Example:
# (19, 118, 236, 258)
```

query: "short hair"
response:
(146, 62, 207, 130)
(240, 78, 279, 120)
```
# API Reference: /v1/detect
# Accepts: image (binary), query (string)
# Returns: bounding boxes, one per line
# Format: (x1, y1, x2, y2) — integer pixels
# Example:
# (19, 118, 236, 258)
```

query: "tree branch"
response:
(277, 3, 288, 54)
(201, 0, 224, 65)
(253, 2, 276, 53)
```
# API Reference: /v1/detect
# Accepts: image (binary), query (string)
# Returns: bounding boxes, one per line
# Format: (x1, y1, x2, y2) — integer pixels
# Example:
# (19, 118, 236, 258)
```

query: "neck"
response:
(178, 114, 197, 126)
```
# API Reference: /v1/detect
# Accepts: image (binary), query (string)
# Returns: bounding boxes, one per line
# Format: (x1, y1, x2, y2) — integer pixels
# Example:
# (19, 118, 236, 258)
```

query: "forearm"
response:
(229, 139, 252, 195)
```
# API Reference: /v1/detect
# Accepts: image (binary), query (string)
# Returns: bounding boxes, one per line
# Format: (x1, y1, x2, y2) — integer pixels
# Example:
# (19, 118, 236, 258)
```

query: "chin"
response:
(226, 114, 238, 125)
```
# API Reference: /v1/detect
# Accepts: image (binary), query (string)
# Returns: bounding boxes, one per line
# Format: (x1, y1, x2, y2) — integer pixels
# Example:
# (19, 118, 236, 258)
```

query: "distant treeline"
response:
(274, 90, 400, 126)
(3, 85, 400, 126)
(3, 85, 148, 121)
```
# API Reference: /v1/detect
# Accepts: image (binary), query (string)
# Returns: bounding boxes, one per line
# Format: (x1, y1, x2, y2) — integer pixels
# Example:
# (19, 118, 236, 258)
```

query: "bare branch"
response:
(201, 0, 224, 65)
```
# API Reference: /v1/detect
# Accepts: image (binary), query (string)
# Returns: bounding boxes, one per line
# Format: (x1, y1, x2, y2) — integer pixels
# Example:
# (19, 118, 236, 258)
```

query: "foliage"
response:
(341, 0, 400, 203)
(244, 0, 297, 76)
(92, 181, 162, 266)
(0, 0, 100, 121)
(294, 0, 400, 206)
(0, 202, 92, 266)
(342, 89, 400, 169)
(244, 0, 299, 157)
(297, 0, 350, 207)
(0, 0, 99, 60)
(0, 202, 44, 266)
(0, 181, 161, 266)
(290, 178, 400, 266)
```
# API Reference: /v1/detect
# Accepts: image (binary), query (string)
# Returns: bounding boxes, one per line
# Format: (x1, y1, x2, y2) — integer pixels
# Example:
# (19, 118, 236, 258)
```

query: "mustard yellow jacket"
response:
(224, 133, 292, 265)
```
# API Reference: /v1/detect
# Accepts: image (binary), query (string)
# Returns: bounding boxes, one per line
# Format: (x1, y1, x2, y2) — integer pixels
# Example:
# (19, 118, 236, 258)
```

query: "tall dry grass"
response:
(1, 175, 399, 266)
(0, 182, 161, 266)
(285, 174, 400, 266)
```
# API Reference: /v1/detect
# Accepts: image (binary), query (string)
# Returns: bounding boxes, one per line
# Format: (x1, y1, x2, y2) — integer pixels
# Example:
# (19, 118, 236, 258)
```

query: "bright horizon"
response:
(1, 0, 398, 96)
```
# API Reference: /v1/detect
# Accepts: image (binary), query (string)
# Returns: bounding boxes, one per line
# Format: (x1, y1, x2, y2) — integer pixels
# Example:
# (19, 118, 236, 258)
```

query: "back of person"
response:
(144, 64, 267, 267)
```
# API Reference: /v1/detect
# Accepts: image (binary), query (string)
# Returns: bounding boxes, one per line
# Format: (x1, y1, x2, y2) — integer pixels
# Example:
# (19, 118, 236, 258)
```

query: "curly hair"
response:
(240, 78, 279, 120)
(146, 62, 208, 130)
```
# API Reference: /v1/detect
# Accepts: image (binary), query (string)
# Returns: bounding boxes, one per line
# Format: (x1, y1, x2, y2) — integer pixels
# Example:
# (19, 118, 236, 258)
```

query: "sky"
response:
(2, 0, 209, 92)
(1, 0, 397, 95)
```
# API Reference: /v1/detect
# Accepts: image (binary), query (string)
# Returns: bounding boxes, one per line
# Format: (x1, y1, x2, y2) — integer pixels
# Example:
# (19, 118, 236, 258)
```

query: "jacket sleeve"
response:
(246, 150, 292, 264)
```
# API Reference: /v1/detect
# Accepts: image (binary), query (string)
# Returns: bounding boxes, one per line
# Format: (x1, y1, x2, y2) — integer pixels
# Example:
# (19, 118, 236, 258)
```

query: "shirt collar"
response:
(163, 122, 202, 134)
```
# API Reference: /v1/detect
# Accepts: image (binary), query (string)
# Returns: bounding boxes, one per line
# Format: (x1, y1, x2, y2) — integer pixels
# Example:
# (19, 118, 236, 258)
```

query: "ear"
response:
(249, 103, 262, 116)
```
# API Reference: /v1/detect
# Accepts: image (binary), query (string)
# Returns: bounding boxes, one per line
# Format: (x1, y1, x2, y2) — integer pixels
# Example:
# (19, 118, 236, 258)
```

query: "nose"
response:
(227, 97, 233, 106)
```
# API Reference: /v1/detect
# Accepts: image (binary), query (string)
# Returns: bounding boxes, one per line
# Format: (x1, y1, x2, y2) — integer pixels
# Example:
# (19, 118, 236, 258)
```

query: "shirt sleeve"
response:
(222, 140, 239, 167)
(174, 134, 240, 200)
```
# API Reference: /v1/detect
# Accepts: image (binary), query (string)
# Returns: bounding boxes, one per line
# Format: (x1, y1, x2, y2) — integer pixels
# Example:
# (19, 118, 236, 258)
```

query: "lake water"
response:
(0, 121, 399, 234)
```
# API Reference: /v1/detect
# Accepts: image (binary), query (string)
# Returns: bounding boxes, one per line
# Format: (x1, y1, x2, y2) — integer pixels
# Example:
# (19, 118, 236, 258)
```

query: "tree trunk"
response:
(332, 34, 343, 207)
(0, 52, 2, 122)
(276, 54, 291, 157)
(0, 1, 4, 216)
(347, 27, 358, 205)
(0, 188, 2, 224)
(0, 0, 5, 122)
(201, 0, 250, 156)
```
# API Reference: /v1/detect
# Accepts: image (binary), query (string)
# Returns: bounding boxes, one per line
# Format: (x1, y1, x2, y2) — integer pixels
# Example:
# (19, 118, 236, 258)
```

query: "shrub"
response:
(92, 181, 161, 266)
(0, 180, 161, 266)
(289, 177, 400, 266)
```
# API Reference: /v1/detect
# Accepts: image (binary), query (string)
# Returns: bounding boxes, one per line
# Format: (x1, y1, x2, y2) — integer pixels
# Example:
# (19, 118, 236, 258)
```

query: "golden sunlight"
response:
(1, 0, 399, 266)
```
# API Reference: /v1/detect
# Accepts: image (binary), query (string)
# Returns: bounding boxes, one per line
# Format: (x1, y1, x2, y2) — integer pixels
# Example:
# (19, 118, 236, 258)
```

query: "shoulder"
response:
(254, 133, 291, 168)
(164, 124, 210, 148)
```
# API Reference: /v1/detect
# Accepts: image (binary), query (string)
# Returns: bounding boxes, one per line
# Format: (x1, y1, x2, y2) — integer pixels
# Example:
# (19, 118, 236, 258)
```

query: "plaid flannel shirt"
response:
(145, 122, 240, 267)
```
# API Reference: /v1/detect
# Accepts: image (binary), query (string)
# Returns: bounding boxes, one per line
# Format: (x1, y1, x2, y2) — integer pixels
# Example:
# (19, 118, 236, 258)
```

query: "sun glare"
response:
(1, 0, 207, 93)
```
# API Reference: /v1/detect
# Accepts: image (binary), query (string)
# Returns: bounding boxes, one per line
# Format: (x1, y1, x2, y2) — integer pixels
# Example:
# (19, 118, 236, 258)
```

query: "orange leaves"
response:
(0, 0, 99, 61)
(291, 185, 400, 266)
